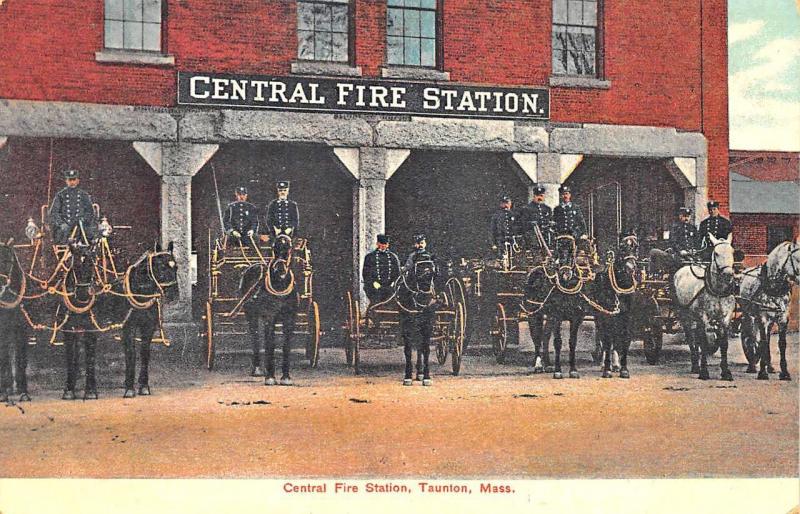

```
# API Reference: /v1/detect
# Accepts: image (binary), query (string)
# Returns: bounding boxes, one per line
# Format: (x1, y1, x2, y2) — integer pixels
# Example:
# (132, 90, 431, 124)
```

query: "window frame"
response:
(551, 0, 604, 79)
(385, 0, 444, 70)
(103, 0, 168, 54)
(296, 0, 355, 65)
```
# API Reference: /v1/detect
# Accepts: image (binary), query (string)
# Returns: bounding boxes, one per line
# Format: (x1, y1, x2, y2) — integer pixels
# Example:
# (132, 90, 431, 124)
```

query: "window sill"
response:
(380, 66, 450, 81)
(95, 50, 175, 66)
(549, 75, 611, 89)
(290, 60, 362, 77)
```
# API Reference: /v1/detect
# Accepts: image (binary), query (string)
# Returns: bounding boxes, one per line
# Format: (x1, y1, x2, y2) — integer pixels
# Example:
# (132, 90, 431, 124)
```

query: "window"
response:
(104, 0, 163, 52)
(387, 0, 438, 67)
(297, 0, 351, 62)
(768, 226, 794, 253)
(552, 0, 600, 76)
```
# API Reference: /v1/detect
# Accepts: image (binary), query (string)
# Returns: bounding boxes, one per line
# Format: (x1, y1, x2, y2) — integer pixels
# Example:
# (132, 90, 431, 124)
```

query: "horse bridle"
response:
(705, 240, 735, 296)
(399, 260, 437, 311)
(775, 242, 800, 285)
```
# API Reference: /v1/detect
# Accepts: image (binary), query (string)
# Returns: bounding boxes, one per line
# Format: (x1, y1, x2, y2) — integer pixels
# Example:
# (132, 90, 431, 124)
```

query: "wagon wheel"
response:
(436, 337, 448, 365)
(643, 323, 663, 365)
(305, 301, 321, 368)
(451, 302, 465, 376)
(435, 308, 449, 365)
(353, 302, 361, 375)
(205, 300, 215, 370)
(739, 314, 759, 370)
(492, 303, 508, 364)
(345, 291, 355, 366)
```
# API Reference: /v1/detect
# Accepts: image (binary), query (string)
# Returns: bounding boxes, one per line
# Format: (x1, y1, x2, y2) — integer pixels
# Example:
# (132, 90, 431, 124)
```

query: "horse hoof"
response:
(123, 389, 136, 399)
(698, 371, 710, 381)
(250, 366, 264, 377)
(612, 365, 620, 373)
(721, 372, 734, 382)
(619, 370, 630, 379)
(279, 377, 293, 386)
(18, 392, 31, 402)
(422, 378, 432, 386)
(83, 390, 98, 400)
(553, 372, 563, 380)
(138, 386, 151, 396)
(746, 366, 757, 374)
(545, 366, 555, 373)
(768, 365, 776, 374)
(533, 366, 544, 374)
(403, 379, 413, 386)
(757, 371, 769, 380)
(265, 377, 277, 386)
(779, 372, 792, 381)
(602, 370, 612, 378)
(414, 376, 422, 382)
(569, 371, 580, 379)
(62, 390, 76, 401)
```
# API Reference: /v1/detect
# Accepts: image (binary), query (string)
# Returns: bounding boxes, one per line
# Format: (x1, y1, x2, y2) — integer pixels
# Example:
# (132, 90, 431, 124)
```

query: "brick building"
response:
(730, 150, 800, 261)
(0, 0, 729, 330)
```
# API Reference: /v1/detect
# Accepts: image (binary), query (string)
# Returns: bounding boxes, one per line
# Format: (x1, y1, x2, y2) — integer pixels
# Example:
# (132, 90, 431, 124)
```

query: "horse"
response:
(397, 256, 439, 386)
(594, 234, 640, 379)
(239, 234, 299, 386)
(737, 239, 799, 380)
(0, 240, 30, 403)
(672, 233, 737, 380)
(57, 240, 102, 400)
(116, 242, 179, 397)
(525, 234, 608, 379)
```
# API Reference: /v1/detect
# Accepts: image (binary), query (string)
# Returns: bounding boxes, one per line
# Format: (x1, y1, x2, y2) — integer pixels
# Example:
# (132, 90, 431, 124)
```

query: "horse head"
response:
(767, 239, 800, 286)
(149, 241, 179, 303)
(270, 234, 293, 277)
(606, 233, 640, 293)
(708, 233, 735, 289)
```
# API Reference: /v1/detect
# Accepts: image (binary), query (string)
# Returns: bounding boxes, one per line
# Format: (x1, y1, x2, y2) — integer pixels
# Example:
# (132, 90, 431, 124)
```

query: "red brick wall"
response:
(732, 213, 800, 256)
(0, 0, 729, 209)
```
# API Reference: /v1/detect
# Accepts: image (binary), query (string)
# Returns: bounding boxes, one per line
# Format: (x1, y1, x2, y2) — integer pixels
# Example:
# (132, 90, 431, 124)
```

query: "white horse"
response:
(738, 239, 800, 380)
(673, 233, 737, 380)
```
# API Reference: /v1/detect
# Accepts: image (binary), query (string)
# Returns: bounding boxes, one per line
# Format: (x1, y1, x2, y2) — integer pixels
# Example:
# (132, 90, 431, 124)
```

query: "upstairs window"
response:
(387, 0, 438, 67)
(104, 0, 163, 52)
(297, 0, 351, 62)
(552, 0, 600, 76)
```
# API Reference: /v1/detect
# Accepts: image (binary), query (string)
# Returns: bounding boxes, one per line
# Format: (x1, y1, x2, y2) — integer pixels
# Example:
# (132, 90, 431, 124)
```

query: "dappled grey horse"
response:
(738, 239, 799, 380)
(672, 233, 736, 380)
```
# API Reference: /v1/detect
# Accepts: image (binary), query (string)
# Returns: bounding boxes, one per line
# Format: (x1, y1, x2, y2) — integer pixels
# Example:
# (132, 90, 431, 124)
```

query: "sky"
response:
(728, 0, 800, 150)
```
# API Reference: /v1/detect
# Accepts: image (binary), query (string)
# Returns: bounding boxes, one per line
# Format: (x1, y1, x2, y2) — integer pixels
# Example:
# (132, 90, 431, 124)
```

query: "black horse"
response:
(117, 243, 179, 398)
(240, 234, 299, 386)
(0, 241, 30, 403)
(594, 234, 640, 379)
(526, 235, 617, 379)
(397, 256, 439, 386)
(57, 241, 101, 400)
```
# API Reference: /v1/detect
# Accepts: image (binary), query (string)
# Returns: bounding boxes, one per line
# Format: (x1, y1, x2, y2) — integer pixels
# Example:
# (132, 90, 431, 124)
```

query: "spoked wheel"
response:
(305, 301, 321, 368)
(451, 302, 465, 376)
(345, 291, 355, 366)
(740, 315, 759, 369)
(436, 337, 448, 365)
(205, 300, 215, 370)
(643, 323, 663, 365)
(353, 302, 361, 375)
(492, 303, 508, 364)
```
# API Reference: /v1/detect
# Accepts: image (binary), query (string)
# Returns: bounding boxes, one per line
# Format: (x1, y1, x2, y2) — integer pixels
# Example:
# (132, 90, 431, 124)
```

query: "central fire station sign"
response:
(178, 72, 549, 120)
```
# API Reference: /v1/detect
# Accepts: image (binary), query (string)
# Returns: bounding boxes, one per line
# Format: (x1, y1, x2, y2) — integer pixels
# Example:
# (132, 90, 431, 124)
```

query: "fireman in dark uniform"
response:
(517, 184, 553, 251)
(265, 180, 300, 239)
(489, 194, 517, 257)
(649, 207, 700, 276)
(223, 186, 259, 244)
(49, 169, 97, 245)
(552, 185, 587, 238)
(698, 200, 733, 260)
(362, 234, 401, 305)
(405, 234, 432, 271)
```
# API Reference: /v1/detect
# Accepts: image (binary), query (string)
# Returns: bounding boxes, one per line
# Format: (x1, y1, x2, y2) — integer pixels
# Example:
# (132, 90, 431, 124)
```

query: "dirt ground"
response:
(1, 327, 797, 479)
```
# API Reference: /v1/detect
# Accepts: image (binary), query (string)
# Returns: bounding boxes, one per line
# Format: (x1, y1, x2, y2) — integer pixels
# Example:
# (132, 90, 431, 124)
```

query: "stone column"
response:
(536, 152, 563, 208)
(334, 147, 410, 312)
(133, 142, 219, 323)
